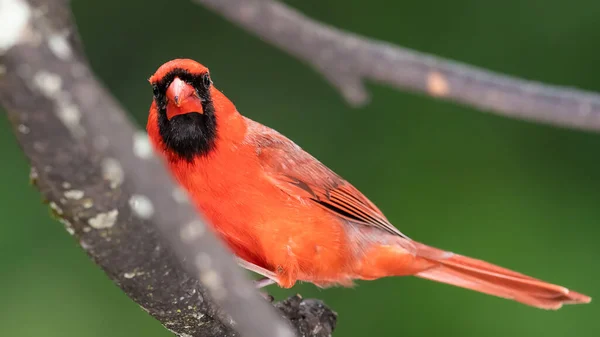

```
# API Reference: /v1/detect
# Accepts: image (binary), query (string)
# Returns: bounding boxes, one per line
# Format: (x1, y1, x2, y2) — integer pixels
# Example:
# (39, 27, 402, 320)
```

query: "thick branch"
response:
(0, 1, 336, 337)
(195, 0, 600, 132)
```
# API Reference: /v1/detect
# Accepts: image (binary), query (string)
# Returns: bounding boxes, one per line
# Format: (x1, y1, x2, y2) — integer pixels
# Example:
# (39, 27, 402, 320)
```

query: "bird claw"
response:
(254, 277, 275, 302)
(259, 291, 275, 302)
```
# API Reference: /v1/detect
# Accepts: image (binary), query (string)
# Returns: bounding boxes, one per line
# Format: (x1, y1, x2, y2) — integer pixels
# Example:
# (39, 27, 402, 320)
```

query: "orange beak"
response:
(165, 77, 204, 120)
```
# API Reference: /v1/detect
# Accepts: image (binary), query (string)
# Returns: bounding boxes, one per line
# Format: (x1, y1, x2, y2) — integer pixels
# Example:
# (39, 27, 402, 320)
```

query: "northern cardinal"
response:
(147, 58, 590, 310)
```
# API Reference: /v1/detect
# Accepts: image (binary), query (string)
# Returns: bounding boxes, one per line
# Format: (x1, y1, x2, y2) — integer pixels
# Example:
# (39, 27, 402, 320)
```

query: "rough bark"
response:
(196, 0, 600, 133)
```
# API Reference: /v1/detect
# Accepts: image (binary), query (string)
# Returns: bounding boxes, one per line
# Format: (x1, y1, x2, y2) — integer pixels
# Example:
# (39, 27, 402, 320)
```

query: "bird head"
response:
(147, 59, 218, 161)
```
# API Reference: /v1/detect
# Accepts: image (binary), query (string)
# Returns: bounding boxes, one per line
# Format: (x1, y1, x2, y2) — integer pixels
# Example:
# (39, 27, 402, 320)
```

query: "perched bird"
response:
(147, 58, 590, 310)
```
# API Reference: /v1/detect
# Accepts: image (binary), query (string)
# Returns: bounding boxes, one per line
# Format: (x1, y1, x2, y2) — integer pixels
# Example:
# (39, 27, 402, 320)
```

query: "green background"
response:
(1, 0, 599, 336)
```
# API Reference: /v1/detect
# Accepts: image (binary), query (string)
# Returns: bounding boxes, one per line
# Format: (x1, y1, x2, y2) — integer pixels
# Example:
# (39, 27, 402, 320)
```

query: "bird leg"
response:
(254, 277, 277, 288)
(235, 257, 277, 302)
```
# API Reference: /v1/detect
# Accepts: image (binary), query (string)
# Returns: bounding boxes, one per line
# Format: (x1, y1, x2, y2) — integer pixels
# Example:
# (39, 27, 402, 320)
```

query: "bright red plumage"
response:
(147, 59, 590, 309)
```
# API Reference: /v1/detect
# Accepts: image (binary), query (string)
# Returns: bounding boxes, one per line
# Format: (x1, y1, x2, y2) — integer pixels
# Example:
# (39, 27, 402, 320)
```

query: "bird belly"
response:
(185, 178, 355, 287)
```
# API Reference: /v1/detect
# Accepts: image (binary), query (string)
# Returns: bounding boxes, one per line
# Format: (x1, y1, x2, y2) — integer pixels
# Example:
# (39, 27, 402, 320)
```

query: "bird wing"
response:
(245, 119, 409, 239)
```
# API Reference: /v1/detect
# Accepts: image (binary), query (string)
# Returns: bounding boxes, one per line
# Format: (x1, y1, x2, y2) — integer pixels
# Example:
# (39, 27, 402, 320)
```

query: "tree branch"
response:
(0, 1, 336, 336)
(195, 0, 600, 132)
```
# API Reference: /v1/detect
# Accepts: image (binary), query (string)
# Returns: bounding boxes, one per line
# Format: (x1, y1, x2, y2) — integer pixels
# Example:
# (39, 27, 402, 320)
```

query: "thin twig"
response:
(0, 1, 337, 336)
(195, 0, 600, 132)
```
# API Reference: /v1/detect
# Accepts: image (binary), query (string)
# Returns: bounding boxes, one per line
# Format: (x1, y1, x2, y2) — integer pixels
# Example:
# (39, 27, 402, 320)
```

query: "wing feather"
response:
(245, 119, 408, 238)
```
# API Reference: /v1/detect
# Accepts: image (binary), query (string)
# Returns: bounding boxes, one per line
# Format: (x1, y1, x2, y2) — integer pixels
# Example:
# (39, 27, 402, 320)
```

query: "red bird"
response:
(147, 59, 590, 310)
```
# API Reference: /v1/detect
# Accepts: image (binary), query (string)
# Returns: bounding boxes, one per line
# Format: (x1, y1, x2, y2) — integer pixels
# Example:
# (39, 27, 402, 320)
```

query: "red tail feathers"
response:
(413, 242, 591, 310)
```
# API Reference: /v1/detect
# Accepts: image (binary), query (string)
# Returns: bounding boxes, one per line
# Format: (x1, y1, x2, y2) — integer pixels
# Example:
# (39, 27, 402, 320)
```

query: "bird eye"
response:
(202, 73, 211, 88)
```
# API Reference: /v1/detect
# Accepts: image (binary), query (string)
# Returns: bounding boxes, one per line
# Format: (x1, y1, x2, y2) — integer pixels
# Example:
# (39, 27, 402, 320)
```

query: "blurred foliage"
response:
(1, 0, 599, 336)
